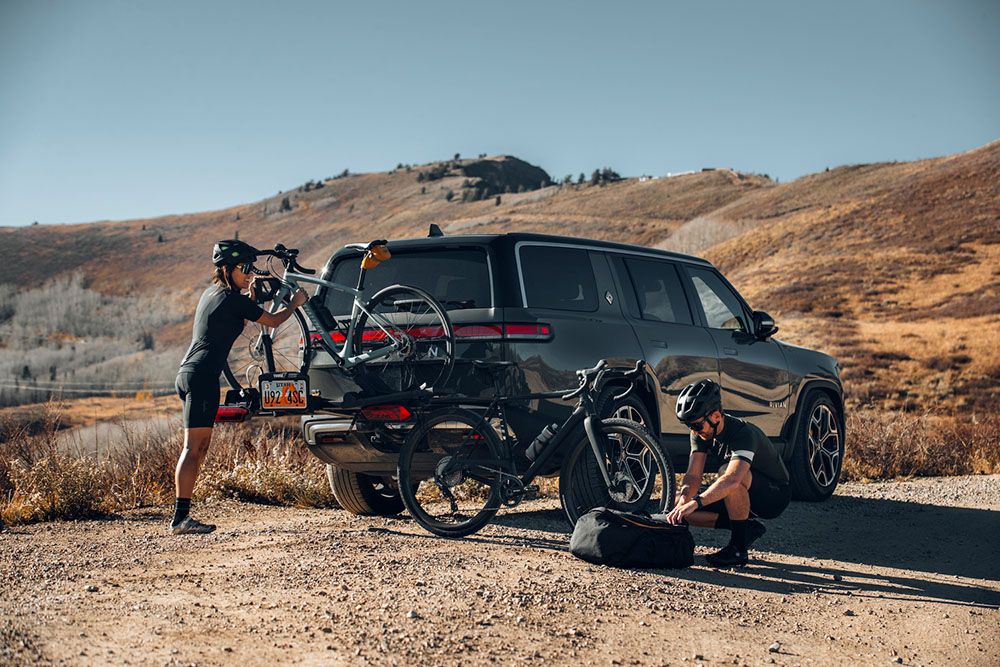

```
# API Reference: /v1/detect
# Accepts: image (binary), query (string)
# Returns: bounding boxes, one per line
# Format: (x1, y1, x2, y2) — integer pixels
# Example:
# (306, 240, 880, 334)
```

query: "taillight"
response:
(454, 324, 503, 340)
(503, 323, 553, 340)
(360, 405, 413, 421)
(215, 406, 250, 423)
(312, 322, 551, 346)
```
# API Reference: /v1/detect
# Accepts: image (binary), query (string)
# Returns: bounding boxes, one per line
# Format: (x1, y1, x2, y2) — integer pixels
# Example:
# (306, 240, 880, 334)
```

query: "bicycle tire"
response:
(398, 408, 506, 538)
(350, 284, 455, 393)
(223, 307, 311, 391)
(558, 417, 676, 526)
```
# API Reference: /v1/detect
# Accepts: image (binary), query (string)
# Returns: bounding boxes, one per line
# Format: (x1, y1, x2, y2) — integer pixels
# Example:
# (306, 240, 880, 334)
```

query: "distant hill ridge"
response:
(1, 142, 997, 413)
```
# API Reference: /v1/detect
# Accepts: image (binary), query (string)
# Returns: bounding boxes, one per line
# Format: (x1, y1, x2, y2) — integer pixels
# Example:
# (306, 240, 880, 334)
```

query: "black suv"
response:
(301, 232, 844, 515)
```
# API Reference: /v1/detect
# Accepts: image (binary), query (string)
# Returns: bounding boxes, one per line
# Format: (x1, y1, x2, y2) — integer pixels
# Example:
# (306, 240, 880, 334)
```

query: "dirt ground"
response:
(2, 475, 998, 667)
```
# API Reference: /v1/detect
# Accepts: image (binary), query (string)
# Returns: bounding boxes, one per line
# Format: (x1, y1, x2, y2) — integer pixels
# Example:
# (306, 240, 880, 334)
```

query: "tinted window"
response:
(324, 248, 491, 316)
(623, 258, 693, 325)
(519, 245, 598, 312)
(687, 268, 747, 331)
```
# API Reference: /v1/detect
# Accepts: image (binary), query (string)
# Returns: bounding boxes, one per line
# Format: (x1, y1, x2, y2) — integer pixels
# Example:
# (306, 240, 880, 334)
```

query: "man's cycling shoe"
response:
(705, 544, 748, 568)
(171, 517, 216, 535)
(746, 520, 767, 549)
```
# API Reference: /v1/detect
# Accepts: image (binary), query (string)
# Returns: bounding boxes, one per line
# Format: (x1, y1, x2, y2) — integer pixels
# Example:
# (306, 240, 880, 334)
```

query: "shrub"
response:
(842, 411, 1000, 480)
(445, 190, 454, 202)
(0, 409, 336, 525)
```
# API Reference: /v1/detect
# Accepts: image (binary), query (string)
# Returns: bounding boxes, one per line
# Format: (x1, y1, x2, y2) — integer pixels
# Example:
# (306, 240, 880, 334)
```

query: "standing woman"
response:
(171, 240, 307, 534)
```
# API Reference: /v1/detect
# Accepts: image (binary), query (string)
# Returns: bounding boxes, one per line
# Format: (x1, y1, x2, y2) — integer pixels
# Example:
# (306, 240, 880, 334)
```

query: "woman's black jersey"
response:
(178, 285, 264, 377)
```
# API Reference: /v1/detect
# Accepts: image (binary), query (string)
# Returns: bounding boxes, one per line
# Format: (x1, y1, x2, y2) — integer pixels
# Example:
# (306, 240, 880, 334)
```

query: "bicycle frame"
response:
(436, 387, 616, 494)
(261, 266, 409, 370)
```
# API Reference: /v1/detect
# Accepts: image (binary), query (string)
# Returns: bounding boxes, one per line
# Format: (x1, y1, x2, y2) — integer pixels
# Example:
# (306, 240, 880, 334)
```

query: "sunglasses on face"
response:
(685, 417, 711, 431)
(238, 262, 257, 274)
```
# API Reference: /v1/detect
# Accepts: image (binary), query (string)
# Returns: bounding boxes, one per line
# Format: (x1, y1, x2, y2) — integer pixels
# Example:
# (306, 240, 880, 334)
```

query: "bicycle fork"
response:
(583, 416, 616, 489)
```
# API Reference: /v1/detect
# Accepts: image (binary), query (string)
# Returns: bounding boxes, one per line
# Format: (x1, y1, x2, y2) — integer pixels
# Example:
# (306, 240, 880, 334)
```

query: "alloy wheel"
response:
(807, 404, 841, 487)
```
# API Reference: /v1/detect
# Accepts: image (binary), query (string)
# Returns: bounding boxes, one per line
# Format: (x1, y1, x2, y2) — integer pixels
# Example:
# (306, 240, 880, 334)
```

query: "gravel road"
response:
(2, 475, 998, 666)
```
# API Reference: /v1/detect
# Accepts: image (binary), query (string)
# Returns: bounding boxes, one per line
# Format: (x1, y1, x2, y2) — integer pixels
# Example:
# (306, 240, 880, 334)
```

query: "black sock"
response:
(172, 498, 191, 527)
(729, 519, 748, 551)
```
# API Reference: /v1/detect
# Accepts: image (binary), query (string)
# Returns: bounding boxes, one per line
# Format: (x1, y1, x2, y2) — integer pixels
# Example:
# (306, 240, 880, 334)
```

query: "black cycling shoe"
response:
(705, 544, 748, 568)
(746, 520, 767, 549)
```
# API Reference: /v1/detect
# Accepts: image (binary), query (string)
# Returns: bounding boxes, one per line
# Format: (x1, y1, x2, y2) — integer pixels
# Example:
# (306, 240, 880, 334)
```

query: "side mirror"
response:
(752, 311, 778, 339)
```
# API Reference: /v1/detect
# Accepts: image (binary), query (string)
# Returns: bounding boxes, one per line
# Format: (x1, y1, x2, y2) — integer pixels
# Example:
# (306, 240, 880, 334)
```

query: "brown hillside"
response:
(1, 145, 997, 414)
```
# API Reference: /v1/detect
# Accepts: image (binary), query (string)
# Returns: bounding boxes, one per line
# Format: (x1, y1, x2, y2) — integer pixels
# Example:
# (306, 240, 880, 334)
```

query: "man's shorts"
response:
(175, 371, 220, 429)
(702, 471, 790, 521)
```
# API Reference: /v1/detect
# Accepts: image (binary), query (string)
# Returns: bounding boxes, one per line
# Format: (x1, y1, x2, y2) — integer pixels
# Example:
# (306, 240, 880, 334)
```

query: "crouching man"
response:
(665, 379, 791, 568)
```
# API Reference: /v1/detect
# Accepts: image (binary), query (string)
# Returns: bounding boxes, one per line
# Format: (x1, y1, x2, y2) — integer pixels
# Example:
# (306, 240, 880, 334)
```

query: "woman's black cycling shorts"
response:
(702, 472, 790, 522)
(175, 371, 219, 429)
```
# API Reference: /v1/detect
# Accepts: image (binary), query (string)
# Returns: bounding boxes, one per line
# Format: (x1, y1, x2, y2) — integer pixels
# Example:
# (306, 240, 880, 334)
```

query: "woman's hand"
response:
(666, 499, 698, 525)
(247, 275, 258, 301)
(290, 288, 308, 309)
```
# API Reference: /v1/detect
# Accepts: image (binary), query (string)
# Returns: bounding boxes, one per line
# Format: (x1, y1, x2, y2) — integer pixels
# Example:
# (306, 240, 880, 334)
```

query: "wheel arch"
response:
(598, 364, 661, 433)
(781, 379, 845, 460)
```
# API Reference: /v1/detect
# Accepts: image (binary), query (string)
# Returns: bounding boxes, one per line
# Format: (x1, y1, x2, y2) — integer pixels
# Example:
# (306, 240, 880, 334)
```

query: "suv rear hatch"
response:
(307, 242, 502, 402)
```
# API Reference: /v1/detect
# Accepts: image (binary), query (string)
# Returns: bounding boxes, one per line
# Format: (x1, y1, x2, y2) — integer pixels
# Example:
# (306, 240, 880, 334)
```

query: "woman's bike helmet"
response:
(675, 379, 722, 423)
(212, 239, 259, 267)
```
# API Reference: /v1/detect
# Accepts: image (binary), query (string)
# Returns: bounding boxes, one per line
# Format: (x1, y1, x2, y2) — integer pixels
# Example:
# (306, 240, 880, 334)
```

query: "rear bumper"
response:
(301, 414, 404, 474)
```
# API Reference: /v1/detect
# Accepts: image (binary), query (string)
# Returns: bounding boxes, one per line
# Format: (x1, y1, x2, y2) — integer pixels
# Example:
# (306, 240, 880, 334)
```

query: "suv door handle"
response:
(723, 347, 737, 355)
(650, 339, 668, 348)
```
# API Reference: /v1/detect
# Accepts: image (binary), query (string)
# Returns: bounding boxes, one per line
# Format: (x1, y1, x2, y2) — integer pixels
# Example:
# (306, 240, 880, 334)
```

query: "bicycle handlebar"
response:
(257, 244, 317, 275)
(560, 359, 646, 402)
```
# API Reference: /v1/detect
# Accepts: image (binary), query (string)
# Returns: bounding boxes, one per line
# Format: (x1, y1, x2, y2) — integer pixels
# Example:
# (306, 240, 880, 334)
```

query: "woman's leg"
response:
(175, 426, 213, 498)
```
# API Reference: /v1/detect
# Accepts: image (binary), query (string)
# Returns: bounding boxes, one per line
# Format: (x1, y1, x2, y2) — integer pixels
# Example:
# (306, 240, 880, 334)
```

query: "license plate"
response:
(259, 375, 308, 411)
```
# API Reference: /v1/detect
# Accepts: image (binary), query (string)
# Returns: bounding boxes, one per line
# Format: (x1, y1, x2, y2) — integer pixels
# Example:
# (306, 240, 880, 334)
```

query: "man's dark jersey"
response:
(178, 285, 264, 377)
(690, 414, 789, 484)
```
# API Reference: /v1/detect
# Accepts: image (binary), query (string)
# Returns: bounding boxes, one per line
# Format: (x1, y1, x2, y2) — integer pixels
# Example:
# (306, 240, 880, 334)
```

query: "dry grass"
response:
(0, 404, 334, 526)
(843, 410, 1000, 481)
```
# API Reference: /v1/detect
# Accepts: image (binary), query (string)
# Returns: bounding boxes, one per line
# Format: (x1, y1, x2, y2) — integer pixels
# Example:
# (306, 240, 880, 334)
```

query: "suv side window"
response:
(687, 267, 747, 331)
(519, 245, 598, 312)
(622, 258, 693, 325)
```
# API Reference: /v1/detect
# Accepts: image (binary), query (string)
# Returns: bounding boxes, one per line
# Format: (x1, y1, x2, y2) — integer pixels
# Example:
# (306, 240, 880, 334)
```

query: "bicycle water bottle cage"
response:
(361, 245, 391, 269)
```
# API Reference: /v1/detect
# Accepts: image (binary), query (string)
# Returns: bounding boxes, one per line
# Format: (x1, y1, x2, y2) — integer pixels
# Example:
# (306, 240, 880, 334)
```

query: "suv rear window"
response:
(324, 247, 492, 316)
(518, 245, 598, 312)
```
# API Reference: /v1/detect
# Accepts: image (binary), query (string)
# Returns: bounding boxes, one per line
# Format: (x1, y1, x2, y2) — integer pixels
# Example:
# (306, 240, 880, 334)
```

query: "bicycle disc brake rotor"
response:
(608, 470, 638, 504)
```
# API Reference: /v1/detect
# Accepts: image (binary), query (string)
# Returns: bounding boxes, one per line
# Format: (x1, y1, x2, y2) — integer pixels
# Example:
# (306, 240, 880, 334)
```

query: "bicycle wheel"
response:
(558, 417, 676, 526)
(223, 308, 311, 391)
(350, 285, 455, 393)
(398, 408, 506, 538)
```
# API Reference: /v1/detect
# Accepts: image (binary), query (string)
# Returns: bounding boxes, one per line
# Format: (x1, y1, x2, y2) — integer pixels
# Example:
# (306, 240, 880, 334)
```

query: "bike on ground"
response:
(396, 359, 676, 538)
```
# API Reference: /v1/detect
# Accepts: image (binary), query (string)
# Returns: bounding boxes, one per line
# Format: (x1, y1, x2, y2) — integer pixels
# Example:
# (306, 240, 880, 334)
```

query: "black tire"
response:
(350, 285, 455, 394)
(224, 307, 311, 391)
(596, 386, 654, 432)
(788, 392, 844, 501)
(397, 408, 506, 538)
(326, 465, 404, 516)
(559, 418, 676, 526)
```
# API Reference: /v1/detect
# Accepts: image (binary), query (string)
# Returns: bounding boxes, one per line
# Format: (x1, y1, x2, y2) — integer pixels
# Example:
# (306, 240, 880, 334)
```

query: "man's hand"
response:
(666, 499, 698, 525)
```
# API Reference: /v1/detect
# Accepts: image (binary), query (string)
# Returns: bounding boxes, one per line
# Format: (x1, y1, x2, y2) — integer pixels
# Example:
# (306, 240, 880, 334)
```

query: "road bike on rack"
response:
(396, 360, 676, 538)
(221, 240, 456, 415)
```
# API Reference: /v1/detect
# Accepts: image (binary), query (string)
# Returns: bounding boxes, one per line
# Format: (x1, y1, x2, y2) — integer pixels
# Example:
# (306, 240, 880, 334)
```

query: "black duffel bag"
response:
(569, 507, 694, 569)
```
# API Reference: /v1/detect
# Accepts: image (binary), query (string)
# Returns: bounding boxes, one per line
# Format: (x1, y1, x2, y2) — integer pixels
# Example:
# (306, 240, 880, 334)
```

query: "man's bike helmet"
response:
(675, 379, 722, 422)
(212, 239, 259, 267)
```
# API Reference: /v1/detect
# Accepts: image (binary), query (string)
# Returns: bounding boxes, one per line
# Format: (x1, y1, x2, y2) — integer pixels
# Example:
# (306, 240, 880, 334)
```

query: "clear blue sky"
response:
(1, 0, 997, 226)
